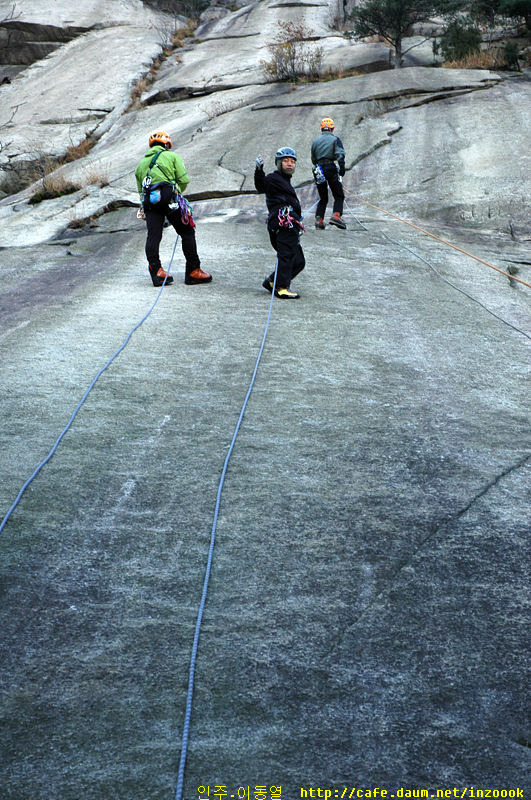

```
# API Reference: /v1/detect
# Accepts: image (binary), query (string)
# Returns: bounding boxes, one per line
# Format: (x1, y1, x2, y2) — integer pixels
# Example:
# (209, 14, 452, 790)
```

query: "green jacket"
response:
(135, 145, 189, 196)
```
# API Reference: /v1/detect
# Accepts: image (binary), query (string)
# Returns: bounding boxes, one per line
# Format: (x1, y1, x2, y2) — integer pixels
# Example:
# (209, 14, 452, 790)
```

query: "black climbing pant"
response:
(267, 226, 305, 289)
(144, 183, 200, 276)
(316, 162, 344, 218)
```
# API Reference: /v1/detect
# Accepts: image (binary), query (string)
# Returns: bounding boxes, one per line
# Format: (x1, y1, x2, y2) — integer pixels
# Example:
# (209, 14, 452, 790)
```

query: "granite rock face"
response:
(0, 0, 171, 193)
(2, 62, 528, 244)
(0, 2, 529, 799)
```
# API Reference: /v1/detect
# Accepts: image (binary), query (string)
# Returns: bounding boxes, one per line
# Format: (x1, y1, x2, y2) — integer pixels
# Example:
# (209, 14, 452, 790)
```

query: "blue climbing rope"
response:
(174, 198, 318, 800)
(0, 236, 179, 535)
(174, 258, 279, 800)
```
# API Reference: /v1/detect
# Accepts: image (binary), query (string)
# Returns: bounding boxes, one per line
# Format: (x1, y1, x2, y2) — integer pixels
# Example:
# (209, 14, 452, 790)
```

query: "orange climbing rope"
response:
(346, 191, 531, 289)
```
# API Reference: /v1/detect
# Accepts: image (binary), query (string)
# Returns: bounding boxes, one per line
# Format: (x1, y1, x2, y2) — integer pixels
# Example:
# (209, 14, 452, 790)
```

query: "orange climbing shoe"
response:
(329, 212, 346, 229)
(149, 265, 174, 286)
(315, 217, 326, 229)
(185, 267, 212, 285)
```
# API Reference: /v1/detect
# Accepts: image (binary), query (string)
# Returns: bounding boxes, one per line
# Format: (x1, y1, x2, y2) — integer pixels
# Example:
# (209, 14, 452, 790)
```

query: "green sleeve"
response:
(172, 152, 189, 192)
(135, 162, 145, 196)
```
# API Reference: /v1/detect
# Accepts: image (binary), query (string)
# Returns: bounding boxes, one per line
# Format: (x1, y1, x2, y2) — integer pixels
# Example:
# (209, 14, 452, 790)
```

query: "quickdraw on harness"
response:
(171, 193, 195, 228)
(141, 150, 195, 227)
(278, 205, 306, 233)
(312, 164, 326, 185)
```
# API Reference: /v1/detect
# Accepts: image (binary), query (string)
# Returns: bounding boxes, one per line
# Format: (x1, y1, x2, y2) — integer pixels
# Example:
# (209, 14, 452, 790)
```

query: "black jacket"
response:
(254, 167, 302, 230)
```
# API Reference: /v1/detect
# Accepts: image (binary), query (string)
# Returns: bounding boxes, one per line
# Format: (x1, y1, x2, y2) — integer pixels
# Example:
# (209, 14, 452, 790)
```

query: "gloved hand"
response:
(338, 161, 346, 177)
(255, 154, 264, 169)
(137, 206, 146, 220)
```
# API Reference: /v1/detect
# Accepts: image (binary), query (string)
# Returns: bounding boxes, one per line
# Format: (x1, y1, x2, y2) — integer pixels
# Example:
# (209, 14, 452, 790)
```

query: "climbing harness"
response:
(0, 237, 179, 536)
(141, 150, 165, 204)
(278, 205, 306, 232)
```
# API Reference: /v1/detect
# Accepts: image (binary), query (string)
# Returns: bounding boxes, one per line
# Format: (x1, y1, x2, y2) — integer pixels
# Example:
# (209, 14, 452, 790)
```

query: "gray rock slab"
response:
(196, 0, 331, 42)
(348, 74, 531, 232)
(210, 105, 401, 194)
(321, 38, 391, 73)
(0, 85, 273, 246)
(144, 0, 348, 100)
(0, 103, 400, 246)
(0, 19, 88, 69)
(0, 210, 529, 797)
(0, 0, 166, 27)
(252, 66, 502, 108)
(199, 5, 233, 24)
(142, 34, 269, 100)
(0, 0, 181, 196)
(0, 25, 163, 158)
(0, 65, 526, 247)
(0, 184, 139, 247)
(144, 23, 393, 102)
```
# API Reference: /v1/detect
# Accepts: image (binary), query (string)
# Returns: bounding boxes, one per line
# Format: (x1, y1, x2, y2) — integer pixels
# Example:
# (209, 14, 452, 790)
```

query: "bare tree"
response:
(0, 104, 18, 159)
(0, 3, 20, 25)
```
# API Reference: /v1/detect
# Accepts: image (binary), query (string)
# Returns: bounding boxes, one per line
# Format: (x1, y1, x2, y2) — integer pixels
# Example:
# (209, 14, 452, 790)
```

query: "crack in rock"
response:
(78, 106, 114, 113)
(330, 453, 531, 659)
(217, 151, 247, 191)
(195, 32, 261, 42)
(39, 113, 107, 124)
(269, 1, 328, 6)
(252, 81, 500, 112)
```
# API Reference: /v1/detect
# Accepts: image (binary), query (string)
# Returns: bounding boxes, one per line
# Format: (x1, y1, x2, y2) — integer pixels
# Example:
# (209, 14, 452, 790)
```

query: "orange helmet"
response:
(149, 130, 172, 149)
(320, 118, 335, 131)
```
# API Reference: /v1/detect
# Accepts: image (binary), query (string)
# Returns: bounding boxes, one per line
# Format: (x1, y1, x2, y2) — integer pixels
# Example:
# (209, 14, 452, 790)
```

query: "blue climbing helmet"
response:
(275, 146, 297, 169)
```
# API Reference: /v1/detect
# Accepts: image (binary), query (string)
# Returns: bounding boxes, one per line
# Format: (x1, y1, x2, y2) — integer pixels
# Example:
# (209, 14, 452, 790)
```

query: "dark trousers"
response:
(316, 162, 344, 218)
(144, 184, 200, 276)
(268, 227, 305, 289)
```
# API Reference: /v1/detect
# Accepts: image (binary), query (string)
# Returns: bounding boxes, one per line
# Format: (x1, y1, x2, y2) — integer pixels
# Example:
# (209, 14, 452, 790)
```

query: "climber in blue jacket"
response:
(311, 117, 346, 230)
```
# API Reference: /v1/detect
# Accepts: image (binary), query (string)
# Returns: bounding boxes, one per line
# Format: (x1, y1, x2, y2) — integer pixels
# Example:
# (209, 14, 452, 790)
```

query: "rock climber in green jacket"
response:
(135, 130, 212, 286)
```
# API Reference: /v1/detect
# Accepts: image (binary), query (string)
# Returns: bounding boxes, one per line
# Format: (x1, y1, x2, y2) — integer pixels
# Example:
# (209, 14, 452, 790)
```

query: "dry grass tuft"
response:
(443, 50, 500, 69)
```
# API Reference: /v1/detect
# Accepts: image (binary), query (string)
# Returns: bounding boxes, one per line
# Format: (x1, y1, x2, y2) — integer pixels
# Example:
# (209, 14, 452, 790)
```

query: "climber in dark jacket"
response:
(311, 117, 346, 230)
(254, 146, 305, 299)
